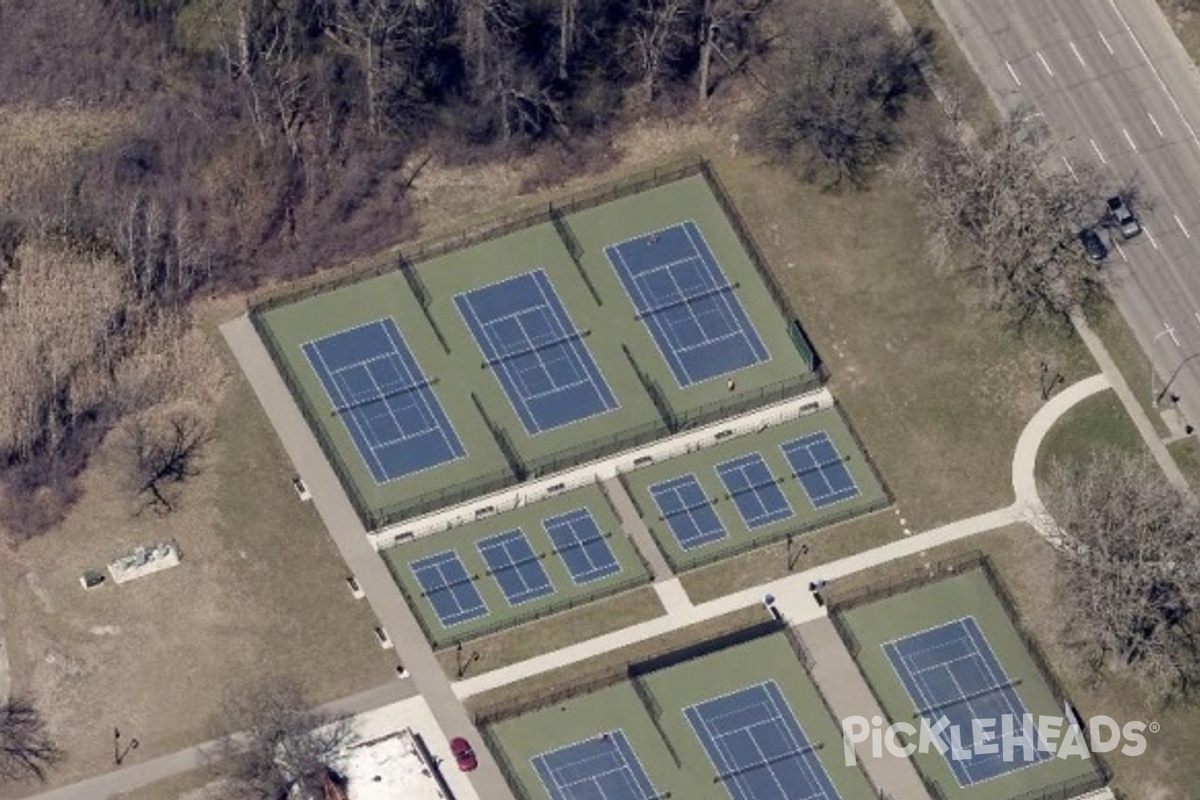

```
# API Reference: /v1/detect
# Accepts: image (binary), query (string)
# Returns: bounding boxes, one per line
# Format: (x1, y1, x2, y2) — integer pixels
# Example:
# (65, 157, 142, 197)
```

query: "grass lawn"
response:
(1166, 436, 1200, 487)
(1034, 389, 1150, 490)
(465, 605, 770, 721)
(1087, 298, 1172, 438)
(891, 0, 997, 130)
(828, 523, 1200, 799)
(0, 297, 394, 796)
(435, 585, 665, 680)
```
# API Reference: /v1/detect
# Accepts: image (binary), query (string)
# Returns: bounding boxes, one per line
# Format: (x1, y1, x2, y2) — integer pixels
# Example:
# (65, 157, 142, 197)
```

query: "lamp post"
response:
(1154, 351, 1200, 407)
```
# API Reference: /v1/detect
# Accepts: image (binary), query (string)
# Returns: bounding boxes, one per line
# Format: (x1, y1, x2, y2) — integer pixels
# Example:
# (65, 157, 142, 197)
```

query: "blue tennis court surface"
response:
(715, 454, 794, 530)
(455, 269, 618, 435)
(686, 681, 840, 800)
(605, 221, 769, 388)
(649, 474, 727, 550)
(531, 730, 660, 800)
(410, 550, 489, 628)
(543, 508, 622, 584)
(478, 530, 554, 606)
(302, 318, 465, 483)
(780, 433, 860, 509)
(884, 617, 1049, 786)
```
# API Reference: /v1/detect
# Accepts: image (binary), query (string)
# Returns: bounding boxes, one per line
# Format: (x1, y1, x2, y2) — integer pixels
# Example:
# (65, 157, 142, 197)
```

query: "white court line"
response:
(1062, 155, 1078, 181)
(1070, 41, 1086, 68)
(1006, 61, 1022, 86)
(1177, 214, 1191, 238)
(1037, 51, 1054, 76)
(1091, 138, 1107, 163)
(1109, 0, 1200, 150)
(1098, 29, 1114, 55)
(1123, 127, 1138, 151)
(1145, 224, 1160, 249)
(1149, 112, 1164, 138)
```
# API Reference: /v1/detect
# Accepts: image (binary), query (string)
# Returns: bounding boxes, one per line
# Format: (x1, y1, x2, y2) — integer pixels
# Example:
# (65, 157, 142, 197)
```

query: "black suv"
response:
(1080, 228, 1108, 263)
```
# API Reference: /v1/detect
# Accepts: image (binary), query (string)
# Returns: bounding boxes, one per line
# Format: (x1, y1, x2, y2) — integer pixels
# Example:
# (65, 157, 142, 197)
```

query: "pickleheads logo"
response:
(842, 714, 1152, 766)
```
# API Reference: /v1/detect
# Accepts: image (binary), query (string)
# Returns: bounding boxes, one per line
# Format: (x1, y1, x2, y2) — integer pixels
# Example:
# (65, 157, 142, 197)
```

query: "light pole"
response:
(1154, 351, 1200, 407)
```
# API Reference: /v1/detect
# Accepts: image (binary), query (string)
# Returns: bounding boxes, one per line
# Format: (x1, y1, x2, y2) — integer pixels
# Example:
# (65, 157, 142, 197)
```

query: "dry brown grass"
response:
(465, 604, 771, 721)
(435, 586, 666, 680)
(0, 297, 394, 795)
(0, 106, 129, 207)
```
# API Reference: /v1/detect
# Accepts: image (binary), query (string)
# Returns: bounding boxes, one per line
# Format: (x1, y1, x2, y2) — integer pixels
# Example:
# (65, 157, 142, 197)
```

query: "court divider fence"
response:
(824, 553, 1112, 800)
(246, 154, 831, 531)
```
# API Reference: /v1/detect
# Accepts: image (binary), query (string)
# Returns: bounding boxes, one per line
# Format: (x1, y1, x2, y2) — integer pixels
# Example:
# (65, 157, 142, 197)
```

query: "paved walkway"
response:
(218, 317, 516, 800)
(797, 617, 928, 800)
(599, 476, 673, 582)
(19, 353, 1110, 800)
(20, 682, 416, 800)
(1071, 310, 1190, 491)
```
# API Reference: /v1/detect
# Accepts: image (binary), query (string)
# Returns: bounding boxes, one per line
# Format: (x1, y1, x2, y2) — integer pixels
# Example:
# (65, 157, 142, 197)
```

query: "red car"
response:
(450, 736, 477, 772)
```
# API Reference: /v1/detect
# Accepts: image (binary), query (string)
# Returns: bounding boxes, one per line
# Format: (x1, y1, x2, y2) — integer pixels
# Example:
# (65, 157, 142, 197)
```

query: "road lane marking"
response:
(1091, 138, 1107, 163)
(1070, 41, 1087, 68)
(1177, 214, 1191, 238)
(1037, 51, 1055, 76)
(1145, 224, 1160, 249)
(1108, 0, 1200, 150)
(1123, 127, 1138, 151)
(1098, 29, 1114, 55)
(1156, 324, 1180, 346)
(1062, 155, 1078, 181)
(1148, 112, 1164, 138)
(1006, 61, 1022, 86)
(1114, 239, 1127, 261)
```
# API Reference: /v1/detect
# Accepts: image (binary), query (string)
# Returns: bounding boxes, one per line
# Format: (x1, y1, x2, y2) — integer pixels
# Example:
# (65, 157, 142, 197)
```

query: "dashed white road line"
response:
(1145, 224, 1160, 249)
(1098, 29, 1114, 55)
(1108, 0, 1200, 150)
(1114, 239, 1128, 261)
(1156, 323, 1180, 346)
(1176, 214, 1191, 238)
(1123, 127, 1138, 151)
(1070, 41, 1087, 68)
(1062, 155, 1078, 181)
(1149, 112, 1164, 138)
(1006, 61, 1022, 86)
(1037, 51, 1055, 76)
(1091, 138, 1107, 163)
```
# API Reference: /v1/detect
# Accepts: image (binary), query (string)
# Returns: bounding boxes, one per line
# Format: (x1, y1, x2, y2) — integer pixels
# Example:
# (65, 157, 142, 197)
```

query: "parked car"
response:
(450, 736, 478, 772)
(1079, 227, 1108, 263)
(1107, 195, 1141, 239)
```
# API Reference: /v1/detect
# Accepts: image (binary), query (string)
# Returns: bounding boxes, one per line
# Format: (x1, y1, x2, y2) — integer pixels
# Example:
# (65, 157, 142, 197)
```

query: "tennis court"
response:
(485, 628, 877, 800)
(455, 269, 619, 435)
(621, 407, 888, 571)
(530, 730, 661, 800)
(649, 474, 729, 551)
(410, 550, 489, 627)
(605, 221, 769, 388)
(543, 508, 623, 585)
(686, 681, 840, 800)
(479, 530, 556, 606)
(884, 617, 1048, 787)
(781, 432, 860, 510)
(302, 318, 465, 483)
(834, 567, 1104, 800)
(714, 453, 794, 530)
(383, 484, 652, 648)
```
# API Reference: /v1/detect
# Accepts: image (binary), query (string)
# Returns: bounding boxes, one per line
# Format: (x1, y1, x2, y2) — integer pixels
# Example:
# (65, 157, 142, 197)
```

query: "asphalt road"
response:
(935, 0, 1200, 428)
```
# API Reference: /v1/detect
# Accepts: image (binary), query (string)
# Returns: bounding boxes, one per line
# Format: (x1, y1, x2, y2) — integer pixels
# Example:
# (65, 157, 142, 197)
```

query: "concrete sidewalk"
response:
(219, 316, 516, 800)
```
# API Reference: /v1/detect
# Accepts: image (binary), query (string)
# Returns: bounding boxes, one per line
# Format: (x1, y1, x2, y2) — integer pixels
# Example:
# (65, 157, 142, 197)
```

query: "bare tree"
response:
(119, 410, 211, 514)
(750, 0, 918, 187)
(903, 109, 1110, 323)
(209, 678, 358, 799)
(0, 698, 62, 783)
(1045, 451, 1200, 703)
(628, 0, 694, 104)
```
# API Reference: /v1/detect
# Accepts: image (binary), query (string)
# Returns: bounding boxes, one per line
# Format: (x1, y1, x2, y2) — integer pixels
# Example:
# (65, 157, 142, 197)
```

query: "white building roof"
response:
(343, 729, 450, 800)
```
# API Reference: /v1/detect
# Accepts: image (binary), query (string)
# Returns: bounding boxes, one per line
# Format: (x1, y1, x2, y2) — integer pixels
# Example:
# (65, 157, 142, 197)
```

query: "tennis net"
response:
(634, 281, 738, 321)
(481, 330, 589, 369)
